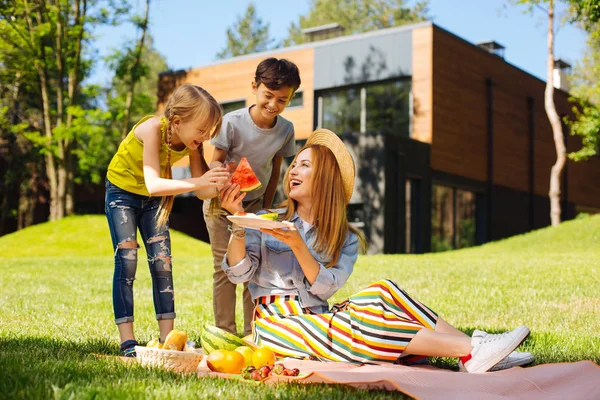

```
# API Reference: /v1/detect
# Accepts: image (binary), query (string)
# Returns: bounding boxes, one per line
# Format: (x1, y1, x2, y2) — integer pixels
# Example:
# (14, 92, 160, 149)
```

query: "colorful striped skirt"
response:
(252, 279, 438, 364)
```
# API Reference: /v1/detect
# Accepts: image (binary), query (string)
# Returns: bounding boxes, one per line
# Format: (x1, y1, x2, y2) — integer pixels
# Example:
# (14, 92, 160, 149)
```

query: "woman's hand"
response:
(220, 183, 246, 214)
(261, 225, 305, 251)
(198, 167, 230, 190)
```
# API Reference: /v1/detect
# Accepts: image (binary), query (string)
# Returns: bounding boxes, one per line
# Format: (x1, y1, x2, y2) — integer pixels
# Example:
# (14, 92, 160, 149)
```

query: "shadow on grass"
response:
(0, 335, 413, 400)
(4, 330, 596, 399)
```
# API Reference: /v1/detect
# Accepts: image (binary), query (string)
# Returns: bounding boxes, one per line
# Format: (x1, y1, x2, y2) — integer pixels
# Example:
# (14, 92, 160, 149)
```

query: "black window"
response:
(318, 79, 411, 137)
(431, 184, 476, 252)
(320, 87, 361, 134)
(288, 91, 303, 108)
(366, 80, 411, 136)
(220, 99, 246, 115)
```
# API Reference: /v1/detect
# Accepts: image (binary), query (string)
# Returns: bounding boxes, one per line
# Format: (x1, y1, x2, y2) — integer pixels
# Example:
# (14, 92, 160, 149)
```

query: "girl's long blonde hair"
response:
(156, 84, 223, 229)
(280, 144, 366, 267)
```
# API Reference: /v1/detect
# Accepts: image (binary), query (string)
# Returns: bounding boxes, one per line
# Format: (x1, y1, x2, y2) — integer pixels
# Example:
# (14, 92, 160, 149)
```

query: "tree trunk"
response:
(65, 0, 85, 215)
(17, 173, 36, 230)
(23, 0, 60, 221)
(52, 1, 67, 220)
(122, 0, 151, 138)
(545, 0, 566, 227)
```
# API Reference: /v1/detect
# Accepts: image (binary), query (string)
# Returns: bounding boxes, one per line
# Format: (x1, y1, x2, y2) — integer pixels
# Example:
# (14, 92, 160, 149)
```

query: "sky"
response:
(90, 0, 587, 86)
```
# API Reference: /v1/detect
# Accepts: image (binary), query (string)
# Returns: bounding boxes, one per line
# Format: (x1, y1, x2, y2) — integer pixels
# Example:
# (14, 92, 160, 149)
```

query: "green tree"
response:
(90, 35, 167, 186)
(567, 32, 600, 161)
(565, 1, 600, 161)
(115, 0, 150, 138)
(0, 0, 128, 221)
(216, 2, 275, 59)
(568, 0, 600, 33)
(0, 16, 46, 232)
(284, 0, 429, 46)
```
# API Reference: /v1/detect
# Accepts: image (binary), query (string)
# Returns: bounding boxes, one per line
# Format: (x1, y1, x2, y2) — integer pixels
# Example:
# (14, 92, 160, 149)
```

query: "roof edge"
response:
(158, 20, 433, 75)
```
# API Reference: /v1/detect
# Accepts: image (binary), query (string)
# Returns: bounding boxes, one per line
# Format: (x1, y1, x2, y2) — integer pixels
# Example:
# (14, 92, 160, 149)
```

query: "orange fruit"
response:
(252, 347, 275, 368)
(223, 350, 246, 374)
(206, 349, 228, 373)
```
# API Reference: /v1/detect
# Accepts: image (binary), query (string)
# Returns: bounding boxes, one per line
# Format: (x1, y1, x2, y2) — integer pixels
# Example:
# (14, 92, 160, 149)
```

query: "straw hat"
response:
(306, 129, 355, 204)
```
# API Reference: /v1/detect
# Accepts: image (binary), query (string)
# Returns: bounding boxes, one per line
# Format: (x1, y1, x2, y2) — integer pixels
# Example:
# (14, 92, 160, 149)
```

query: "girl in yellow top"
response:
(105, 84, 230, 356)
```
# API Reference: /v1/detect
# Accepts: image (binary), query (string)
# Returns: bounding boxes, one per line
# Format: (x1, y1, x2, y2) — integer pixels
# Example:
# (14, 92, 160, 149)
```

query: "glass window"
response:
(456, 189, 476, 249)
(366, 80, 411, 136)
(431, 184, 477, 252)
(221, 99, 245, 115)
(288, 91, 303, 108)
(317, 79, 410, 136)
(320, 87, 361, 134)
(431, 185, 454, 252)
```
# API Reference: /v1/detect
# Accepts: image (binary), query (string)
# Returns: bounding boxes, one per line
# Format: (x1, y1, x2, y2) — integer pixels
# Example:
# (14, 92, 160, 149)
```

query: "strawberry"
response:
(258, 365, 271, 378)
(251, 370, 263, 381)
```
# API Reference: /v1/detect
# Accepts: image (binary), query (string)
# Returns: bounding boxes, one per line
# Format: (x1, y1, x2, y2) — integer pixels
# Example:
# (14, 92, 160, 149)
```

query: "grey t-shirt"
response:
(211, 105, 296, 201)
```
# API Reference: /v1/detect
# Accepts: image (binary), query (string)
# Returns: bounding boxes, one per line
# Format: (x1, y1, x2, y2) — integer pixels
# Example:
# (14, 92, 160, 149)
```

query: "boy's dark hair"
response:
(255, 58, 301, 92)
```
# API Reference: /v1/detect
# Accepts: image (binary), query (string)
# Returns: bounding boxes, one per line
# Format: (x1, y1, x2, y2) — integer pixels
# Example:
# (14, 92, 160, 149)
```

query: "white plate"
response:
(226, 215, 291, 230)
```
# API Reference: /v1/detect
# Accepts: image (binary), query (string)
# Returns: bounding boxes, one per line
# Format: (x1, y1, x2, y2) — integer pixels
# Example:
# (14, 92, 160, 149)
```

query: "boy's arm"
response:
(263, 155, 283, 208)
(210, 147, 228, 169)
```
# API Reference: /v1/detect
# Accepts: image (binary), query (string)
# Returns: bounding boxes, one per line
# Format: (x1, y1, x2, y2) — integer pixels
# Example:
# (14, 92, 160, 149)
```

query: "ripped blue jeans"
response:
(105, 179, 176, 325)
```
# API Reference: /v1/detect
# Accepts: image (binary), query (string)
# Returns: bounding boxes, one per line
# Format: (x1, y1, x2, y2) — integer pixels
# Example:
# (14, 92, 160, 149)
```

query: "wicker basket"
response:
(135, 346, 204, 373)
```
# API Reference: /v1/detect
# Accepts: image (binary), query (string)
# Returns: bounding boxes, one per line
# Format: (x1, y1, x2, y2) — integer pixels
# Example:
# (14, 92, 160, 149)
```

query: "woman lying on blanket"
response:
(219, 128, 533, 373)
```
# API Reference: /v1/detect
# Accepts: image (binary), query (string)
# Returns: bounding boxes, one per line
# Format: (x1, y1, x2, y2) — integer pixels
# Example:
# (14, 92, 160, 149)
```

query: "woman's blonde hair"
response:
(280, 144, 366, 267)
(156, 84, 223, 229)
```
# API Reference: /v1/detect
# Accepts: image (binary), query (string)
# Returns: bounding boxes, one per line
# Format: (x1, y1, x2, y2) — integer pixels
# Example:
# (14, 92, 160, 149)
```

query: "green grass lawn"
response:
(1, 214, 599, 399)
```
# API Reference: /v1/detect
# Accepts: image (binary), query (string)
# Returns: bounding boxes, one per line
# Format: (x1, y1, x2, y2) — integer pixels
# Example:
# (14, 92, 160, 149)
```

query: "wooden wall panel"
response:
(533, 110, 555, 197)
(411, 26, 433, 144)
(158, 48, 315, 167)
(430, 28, 488, 182)
(492, 89, 529, 191)
(568, 156, 600, 207)
(430, 26, 600, 208)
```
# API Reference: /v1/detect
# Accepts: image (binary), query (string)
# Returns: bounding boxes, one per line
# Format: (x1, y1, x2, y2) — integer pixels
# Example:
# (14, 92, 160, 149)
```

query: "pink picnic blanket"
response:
(197, 358, 600, 399)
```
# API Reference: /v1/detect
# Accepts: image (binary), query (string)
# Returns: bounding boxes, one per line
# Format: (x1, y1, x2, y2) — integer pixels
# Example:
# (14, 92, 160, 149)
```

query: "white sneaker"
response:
(458, 330, 534, 372)
(461, 326, 530, 373)
(459, 351, 534, 372)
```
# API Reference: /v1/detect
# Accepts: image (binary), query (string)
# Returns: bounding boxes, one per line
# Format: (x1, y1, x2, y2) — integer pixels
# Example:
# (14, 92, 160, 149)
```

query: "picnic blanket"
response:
(197, 358, 600, 399)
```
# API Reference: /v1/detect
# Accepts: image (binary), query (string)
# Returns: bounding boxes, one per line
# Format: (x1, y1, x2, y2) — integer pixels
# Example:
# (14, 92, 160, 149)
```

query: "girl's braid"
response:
(166, 108, 173, 172)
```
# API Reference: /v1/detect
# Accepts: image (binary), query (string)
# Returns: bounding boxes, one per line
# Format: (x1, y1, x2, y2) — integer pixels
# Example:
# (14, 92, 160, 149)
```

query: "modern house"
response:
(157, 21, 600, 254)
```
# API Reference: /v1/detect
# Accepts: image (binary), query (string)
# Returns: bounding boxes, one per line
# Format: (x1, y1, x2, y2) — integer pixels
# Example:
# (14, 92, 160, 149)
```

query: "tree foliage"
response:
(567, 31, 600, 160)
(216, 2, 275, 59)
(565, 1, 600, 161)
(114, 0, 151, 137)
(568, 0, 600, 33)
(284, 0, 429, 46)
(0, 0, 129, 221)
(95, 35, 167, 184)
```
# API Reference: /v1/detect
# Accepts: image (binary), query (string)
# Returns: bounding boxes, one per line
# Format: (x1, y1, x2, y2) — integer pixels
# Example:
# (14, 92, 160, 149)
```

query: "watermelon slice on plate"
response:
(231, 157, 262, 192)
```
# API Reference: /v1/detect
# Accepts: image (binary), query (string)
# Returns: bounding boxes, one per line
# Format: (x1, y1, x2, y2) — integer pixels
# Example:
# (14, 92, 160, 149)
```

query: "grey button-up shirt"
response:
(222, 211, 359, 313)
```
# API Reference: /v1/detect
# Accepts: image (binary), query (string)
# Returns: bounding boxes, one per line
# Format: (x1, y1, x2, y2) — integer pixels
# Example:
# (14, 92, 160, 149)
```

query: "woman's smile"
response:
(290, 178, 302, 188)
(288, 148, 313, 204)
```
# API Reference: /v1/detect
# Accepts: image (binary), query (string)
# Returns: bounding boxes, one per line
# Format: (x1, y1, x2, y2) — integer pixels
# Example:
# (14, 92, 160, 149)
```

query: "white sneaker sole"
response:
(469, 326, 530, 373)
(490, 353, 534, 371)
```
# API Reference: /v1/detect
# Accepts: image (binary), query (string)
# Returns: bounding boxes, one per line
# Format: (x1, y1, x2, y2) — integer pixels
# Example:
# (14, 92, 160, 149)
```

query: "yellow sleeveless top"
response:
(106, 115, 189, 196)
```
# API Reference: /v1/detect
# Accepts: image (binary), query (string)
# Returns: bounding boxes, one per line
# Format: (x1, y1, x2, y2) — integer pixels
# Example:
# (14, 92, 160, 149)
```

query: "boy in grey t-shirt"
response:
(203, 57, 301, 336)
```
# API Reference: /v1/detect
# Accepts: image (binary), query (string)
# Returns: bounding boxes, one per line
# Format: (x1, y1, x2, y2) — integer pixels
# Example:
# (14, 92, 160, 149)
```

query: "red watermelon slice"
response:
(231, 157, 262, 192)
